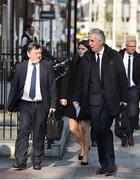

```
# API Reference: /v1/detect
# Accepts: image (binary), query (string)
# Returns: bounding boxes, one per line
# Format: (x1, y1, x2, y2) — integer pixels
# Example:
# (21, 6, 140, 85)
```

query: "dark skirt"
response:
(64, 103, 90, 121)
(64, 103, 77, 120)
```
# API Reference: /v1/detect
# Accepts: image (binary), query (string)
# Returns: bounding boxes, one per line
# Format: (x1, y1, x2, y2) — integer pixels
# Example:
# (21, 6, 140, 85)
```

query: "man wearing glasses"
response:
(119, 36, 140, 147)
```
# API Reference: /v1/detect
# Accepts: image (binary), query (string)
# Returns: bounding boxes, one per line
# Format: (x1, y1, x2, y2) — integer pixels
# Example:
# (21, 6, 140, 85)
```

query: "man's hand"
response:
(60, 99, 67, 106)
(120, 102, 127, 107)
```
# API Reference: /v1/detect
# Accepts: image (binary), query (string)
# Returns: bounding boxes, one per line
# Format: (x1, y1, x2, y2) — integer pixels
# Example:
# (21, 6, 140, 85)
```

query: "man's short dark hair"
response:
(25, 24, 32, 30)
(27, 42, 41, 52)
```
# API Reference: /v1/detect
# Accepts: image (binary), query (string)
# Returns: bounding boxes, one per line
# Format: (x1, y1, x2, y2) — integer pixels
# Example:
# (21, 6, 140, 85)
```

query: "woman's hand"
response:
(60, 99, 67, 106)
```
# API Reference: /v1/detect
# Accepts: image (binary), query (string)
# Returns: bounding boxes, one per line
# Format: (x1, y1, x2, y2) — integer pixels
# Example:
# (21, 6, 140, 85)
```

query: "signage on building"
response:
(40, 11, 55, 20)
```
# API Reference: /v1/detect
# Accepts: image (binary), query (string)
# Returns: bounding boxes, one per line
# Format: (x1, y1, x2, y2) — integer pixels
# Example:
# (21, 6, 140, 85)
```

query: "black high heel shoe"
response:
(78, 155, 83, 160)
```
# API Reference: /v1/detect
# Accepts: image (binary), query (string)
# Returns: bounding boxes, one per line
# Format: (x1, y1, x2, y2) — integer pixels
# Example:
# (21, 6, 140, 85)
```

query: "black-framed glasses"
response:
(126, 45, 136, 48)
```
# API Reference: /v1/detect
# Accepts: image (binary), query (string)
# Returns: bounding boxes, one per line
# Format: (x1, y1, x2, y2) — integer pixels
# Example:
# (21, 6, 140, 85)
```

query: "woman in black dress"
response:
(60, 40, 91, 165)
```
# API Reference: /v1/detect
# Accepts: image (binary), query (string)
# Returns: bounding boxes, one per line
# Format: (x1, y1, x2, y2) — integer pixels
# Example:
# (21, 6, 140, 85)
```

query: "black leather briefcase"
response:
(114, 104, 130, 138)
(46, 111, 64, 141)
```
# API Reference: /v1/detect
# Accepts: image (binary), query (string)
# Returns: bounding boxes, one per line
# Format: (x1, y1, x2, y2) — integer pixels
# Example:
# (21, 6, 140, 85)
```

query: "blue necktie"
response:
(29, 64, 36, 99)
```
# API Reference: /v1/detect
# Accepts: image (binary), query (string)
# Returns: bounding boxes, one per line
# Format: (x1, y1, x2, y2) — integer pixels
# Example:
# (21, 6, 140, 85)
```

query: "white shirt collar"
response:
(96, 47, 105, 56)
(28, 60, 39, 66)
(125, 51, 133, 58)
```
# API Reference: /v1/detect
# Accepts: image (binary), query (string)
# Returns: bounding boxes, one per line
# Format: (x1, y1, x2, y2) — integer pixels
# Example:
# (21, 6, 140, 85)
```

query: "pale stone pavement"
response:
(1, 128, 140, 179)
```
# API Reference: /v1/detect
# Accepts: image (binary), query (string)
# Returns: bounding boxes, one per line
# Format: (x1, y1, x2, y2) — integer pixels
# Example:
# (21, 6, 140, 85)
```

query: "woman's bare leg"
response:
(68, 118, 84, 156)
(79, 120, 91, 162)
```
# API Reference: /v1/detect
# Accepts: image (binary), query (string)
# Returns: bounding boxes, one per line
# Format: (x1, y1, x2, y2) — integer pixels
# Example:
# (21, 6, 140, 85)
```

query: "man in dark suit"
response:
(73, 28, 128, 176)
(119, 36, 140, 146)
(7, 42, 57, 170)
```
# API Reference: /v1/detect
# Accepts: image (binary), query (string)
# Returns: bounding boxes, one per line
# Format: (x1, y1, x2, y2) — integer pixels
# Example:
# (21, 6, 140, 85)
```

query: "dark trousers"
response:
(90, 123, 97, 142)
(128, 87, 139, 134)
(90, 105, 115, 169)
(15, 101, 47, 165)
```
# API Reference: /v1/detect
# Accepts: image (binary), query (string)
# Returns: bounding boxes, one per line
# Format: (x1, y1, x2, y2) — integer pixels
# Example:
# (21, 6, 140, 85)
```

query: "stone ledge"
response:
(0, 116, 70, 159)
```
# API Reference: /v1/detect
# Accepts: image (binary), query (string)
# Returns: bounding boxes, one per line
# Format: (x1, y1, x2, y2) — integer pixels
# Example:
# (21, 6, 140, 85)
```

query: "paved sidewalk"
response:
(1, 128, 140, 179)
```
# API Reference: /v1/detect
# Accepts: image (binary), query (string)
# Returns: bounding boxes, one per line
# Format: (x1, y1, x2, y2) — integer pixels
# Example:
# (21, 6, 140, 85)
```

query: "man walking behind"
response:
(119, 36, 140, 147)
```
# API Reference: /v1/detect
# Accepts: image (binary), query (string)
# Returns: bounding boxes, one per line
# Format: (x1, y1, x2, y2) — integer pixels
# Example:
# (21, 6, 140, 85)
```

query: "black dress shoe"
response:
(13, 163, 26, 170)
(78, 155, 83, 160)
(128, 135, 134, 146)
(81, 161, 88, 165)
(33, 164, 41, 170)
(96, 167, 106, 175)
(105, 164, 117, 176)
(105, 170, 116, 176)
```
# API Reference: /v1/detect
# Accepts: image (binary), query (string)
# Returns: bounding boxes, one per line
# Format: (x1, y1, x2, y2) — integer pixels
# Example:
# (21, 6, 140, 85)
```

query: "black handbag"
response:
(114, 104, 130, 138)
(46, 111, 64, 141)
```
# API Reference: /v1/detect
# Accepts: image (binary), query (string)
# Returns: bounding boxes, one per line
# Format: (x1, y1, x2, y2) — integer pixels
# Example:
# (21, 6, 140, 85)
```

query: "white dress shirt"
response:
(22, 60, 42, 101)
(95, 47, 104, 79)
(123, 51, 135, 87)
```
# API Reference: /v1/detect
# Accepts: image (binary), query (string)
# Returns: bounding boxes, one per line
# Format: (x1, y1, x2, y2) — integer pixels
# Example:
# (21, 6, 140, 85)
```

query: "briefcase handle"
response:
(48, 111, 55, 118)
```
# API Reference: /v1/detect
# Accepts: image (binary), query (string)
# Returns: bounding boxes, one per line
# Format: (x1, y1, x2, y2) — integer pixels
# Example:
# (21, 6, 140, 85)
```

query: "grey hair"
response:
(88, 28, 105, 45)
(126, 36, 136, 45)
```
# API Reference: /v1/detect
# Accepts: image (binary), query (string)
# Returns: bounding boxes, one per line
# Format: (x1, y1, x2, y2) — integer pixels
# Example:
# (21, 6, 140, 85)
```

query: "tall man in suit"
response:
(119, 36, 140, 146)
(73, 28, 128, 176)
(7, 42, 57, 170)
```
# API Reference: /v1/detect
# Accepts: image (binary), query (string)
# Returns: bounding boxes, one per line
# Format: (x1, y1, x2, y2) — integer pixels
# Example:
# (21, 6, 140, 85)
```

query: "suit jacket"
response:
(119, 49, 140, 90)
(7, 59, 57, 112)
(73, 44, 128, 116)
